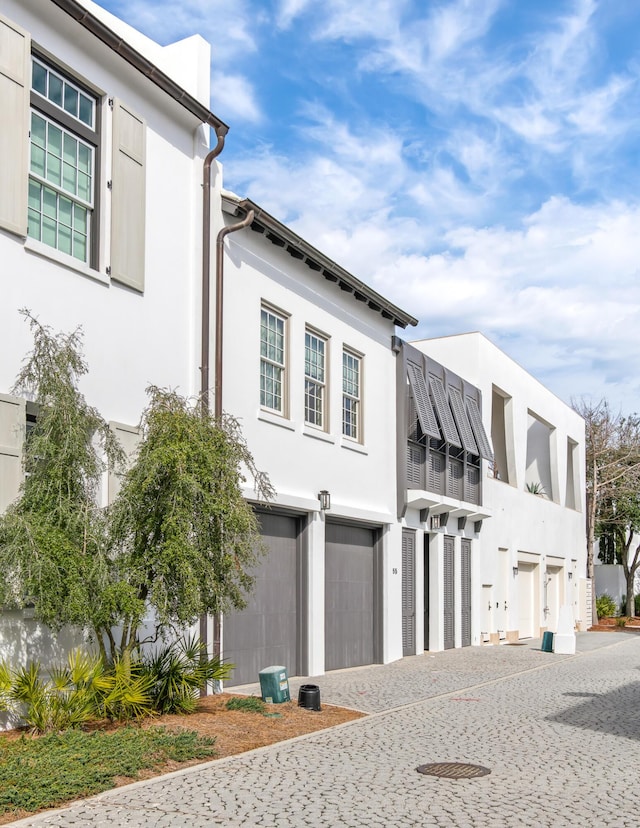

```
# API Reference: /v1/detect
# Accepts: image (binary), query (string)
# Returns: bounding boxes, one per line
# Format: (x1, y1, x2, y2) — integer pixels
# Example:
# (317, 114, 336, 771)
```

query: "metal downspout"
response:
(207, 208, 255, 687)
(214, 209, 255, 419)
(200, 127, 226, 683)
(201, 132, 254, 689)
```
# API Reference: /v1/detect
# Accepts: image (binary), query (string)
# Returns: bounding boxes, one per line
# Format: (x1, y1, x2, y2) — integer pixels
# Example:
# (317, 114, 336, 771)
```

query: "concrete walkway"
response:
(11, 632, 640, 827)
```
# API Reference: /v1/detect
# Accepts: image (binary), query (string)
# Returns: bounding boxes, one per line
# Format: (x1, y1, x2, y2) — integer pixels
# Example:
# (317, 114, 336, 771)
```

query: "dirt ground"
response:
(0, 693, 365, 825)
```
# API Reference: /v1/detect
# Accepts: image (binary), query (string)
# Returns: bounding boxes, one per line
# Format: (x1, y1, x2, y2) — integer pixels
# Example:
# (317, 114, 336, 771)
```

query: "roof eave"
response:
(223, 195, 417, 329)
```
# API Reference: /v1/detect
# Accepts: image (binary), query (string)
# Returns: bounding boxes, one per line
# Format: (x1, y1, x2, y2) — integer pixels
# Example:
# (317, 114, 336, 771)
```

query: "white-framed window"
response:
(342, 348, 362, 441)
(305, 329, 327, 429)
(28, 56, 98, 265)
(260, 305, 287, 414)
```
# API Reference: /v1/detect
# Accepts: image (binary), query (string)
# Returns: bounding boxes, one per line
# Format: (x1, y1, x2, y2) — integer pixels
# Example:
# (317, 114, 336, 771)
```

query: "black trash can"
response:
(298, 684, 321, 711)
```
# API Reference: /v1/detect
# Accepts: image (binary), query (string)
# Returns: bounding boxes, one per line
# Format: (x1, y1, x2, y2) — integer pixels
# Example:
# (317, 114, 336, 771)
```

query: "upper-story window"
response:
(342, 349, 362, 441)
(260, 306, 287, 414)
(305, 329, 327, 429)
(29, 57, 98, 265)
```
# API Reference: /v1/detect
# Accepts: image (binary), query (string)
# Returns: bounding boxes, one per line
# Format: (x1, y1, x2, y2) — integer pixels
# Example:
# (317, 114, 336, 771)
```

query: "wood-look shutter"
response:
(111, 100, 146, 291)
(466, 396, 494, 461)
(429, 374, 461, 447)
(108, 421, 140, 503)
(406, 443, 425, 487)
(0, 14, 29, 237)
(443, 536, 455, 650)
(407, 363, 440, 439)
(0, 394, 25, 513)
(448, 385, 478, 454)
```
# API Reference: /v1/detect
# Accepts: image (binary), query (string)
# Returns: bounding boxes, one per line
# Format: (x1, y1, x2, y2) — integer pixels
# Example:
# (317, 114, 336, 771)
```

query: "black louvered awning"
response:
(407, 363, 441, 439)
(448, 386, 478, 454)
(466, 397, 494, 461)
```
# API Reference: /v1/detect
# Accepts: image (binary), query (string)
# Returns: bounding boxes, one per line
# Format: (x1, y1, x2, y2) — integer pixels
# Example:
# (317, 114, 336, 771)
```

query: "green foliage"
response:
(109, 386, 274, 639)
(619, 594, 640, 616)
(616, 616, 627, 627)
(0, 727, 217, 815)
(225, 695, 266, 713)
(0, 311, 125, 642)
(0, 650, 156, 733)
(0, 315, 272, 664)
(142, 635, 233, 715)
(596, 593, 617, 619)
(526, 481, 546, 496)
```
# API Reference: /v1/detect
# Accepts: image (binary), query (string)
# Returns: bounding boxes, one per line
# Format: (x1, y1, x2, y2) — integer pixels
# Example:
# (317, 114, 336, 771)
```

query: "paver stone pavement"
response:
(9, 632, 640, 827)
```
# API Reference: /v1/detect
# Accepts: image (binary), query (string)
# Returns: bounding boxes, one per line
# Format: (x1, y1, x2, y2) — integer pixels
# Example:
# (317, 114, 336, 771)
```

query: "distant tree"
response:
(597, 490, 640, 617)
(573, 399, 640, 622)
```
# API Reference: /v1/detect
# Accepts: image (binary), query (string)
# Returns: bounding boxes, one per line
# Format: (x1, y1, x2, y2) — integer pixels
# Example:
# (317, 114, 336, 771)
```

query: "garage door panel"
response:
(224, 512, 299, 686)
(325, 521, 376, 672)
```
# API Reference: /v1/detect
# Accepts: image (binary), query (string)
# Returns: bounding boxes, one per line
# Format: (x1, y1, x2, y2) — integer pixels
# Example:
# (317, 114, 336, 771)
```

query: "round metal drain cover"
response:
(416, 762, 491, 779)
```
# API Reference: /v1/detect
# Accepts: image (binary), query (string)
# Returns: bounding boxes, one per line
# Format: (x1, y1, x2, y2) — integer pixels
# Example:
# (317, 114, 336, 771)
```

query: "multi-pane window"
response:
(342, 349, 361, 440)
(305, 330, 327, 428)
(260, 307, 286, 413)
(28, 57, 97, 264)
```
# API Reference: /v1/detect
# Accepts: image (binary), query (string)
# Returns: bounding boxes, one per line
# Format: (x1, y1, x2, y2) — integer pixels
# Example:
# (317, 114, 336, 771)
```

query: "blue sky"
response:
(100, 0, 640, 413)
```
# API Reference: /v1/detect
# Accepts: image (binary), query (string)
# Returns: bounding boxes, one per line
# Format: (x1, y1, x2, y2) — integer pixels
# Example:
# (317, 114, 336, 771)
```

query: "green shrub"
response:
(225, 695, 266, 713)
(596, 593, 617, 619)
(142, 635, 233, 715)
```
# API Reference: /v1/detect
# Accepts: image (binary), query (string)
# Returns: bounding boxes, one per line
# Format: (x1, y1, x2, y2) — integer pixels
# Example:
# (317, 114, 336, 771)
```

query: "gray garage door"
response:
(325, 521, 376, 672)
(224, 512, 299, 686)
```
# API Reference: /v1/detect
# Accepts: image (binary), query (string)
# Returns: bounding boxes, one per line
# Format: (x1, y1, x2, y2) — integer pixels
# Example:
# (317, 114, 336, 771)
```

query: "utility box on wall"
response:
(259, 665, 290, 704)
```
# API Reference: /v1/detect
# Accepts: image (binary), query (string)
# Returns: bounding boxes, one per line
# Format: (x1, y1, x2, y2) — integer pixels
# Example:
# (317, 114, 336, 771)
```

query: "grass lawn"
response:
(0, 726, 217, 820)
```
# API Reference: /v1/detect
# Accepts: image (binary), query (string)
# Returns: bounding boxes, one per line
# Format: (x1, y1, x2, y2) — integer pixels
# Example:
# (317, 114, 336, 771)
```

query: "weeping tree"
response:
(107, 386, 275, 662)
(0, 313, 273, 666)
(0, 311, 124, 644)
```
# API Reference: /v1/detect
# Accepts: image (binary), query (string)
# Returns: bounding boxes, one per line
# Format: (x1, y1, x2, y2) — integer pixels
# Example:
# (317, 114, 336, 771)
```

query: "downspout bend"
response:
(201, 127, 227, 411)
(214, 209, 255, 419)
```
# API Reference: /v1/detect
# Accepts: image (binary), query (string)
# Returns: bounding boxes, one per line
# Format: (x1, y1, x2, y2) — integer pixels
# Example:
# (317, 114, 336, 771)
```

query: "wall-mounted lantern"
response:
(318, 490, 331, 511)
(512, 566, 519, 577)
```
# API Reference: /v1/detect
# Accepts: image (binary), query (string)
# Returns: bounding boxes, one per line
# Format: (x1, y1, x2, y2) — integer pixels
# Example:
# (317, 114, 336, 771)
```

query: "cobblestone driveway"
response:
(12, 633, 640, 827)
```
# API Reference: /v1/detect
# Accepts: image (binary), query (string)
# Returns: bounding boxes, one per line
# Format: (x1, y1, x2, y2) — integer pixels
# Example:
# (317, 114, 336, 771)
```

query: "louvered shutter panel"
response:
(428, 451, 444, 493)
(0, 394, 25, 513)
(447, 457, 463, 499)
(0, 14, 29, 236)
(407, 363, 440, 439)
(466, 396, 494, 461)
(466, 465, 480, 504)
(429, 375, 461, 447)
(402, 530, 416, 656)
(111, 100, 146, 291)
(460, 539, 471, 647)
(443, 536, 455, 650)
(406, 443, 425, 488)
(448, 386, 478, 454)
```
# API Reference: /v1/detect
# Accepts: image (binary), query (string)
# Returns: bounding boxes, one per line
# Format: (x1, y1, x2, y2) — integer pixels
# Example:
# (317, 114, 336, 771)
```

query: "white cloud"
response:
(211, 72, 262, 123)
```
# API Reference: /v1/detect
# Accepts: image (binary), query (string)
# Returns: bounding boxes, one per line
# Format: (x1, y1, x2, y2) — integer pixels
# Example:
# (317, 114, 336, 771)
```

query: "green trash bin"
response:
(259, 665, 290, 704)
(541, 631, 554, 652)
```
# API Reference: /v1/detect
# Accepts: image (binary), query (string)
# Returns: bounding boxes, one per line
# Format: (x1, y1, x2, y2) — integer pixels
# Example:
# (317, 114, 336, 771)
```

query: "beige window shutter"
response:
(0, 394, 26, 513)
(110, 100, 146, 291)
(0, 14, 29, 237)
(108, 421, 140, 503)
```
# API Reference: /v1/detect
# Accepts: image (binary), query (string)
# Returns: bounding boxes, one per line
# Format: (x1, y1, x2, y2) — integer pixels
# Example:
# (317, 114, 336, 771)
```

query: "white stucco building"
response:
(413, 333, 589, 641)
(215, 192, 417, 684)
(0, 0, 227, 667)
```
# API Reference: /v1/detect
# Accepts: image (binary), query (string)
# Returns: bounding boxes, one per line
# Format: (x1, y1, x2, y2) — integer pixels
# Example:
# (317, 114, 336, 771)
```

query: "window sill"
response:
(341, 439, 368, 455)
(302, 426, 336, 444)
(24, 238, 109, 286)
(257, 410, 296, 431)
